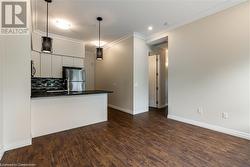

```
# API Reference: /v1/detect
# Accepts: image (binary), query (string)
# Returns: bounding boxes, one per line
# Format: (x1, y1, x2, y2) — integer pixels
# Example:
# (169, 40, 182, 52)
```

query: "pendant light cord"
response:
(98, 20, 100, 48)
(46, 1, 49, 37)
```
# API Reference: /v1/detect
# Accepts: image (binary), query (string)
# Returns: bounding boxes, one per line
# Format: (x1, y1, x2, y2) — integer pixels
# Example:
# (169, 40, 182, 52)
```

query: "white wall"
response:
(1, 0, 32, 153)
(95, 34, 149, 115)
(2, 35, 32, 150)
(168, 2, 250, 139)
(0, 35, 4, 159)
(96, 36, 134, 114)
(133, 36, 149, 114)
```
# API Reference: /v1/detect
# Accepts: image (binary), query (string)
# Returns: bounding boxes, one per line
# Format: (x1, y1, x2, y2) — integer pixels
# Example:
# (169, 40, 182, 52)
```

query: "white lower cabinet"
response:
(52, 55, 63, 78)
(41, 53, 52, 78)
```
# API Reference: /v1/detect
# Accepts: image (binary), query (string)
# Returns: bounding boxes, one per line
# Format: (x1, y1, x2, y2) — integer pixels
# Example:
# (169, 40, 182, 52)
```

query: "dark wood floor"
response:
(1, 108, 250, 167)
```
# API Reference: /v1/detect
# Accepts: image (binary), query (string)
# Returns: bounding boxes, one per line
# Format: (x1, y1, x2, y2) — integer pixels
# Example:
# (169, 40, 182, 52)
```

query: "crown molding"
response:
(103, 32, 146, 50)
(133, 32, 146, 41)
(103, 33, 133, 50)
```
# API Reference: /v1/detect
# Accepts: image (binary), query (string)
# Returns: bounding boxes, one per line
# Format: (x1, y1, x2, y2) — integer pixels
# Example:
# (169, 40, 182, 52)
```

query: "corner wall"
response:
(168, 2, 250, 139)
(0, 34, 4, 160)
(96, 36, 134, 114)
(95, 34, 149, 115)
(2, 35, 32, 150)
(133, 36, 149, 114)
(1, 0, 32, 155)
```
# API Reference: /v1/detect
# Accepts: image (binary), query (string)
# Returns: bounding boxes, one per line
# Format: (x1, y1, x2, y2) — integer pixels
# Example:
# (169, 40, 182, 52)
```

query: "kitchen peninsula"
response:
(31, 90, 112, 138)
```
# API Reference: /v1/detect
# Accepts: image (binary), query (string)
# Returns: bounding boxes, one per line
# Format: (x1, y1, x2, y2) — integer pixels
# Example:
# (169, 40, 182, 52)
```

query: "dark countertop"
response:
(31, 90, 113, 98)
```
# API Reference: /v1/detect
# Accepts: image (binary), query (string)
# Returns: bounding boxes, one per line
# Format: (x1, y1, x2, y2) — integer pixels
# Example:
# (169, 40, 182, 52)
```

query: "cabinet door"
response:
(62, 56, 74, 67)
(32, 33, 42, 52)
(73, 58, 84, 68)
(53, 38, 84, 58)
(52, 55, 63, 78)
(41, 53, 52, 78)
(31, 51, 41, 77)
(32, 32, 85, 58)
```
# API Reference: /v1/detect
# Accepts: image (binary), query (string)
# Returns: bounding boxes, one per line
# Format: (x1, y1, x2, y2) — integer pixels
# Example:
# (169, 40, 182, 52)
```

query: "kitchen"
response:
(30, 21, 111, 137)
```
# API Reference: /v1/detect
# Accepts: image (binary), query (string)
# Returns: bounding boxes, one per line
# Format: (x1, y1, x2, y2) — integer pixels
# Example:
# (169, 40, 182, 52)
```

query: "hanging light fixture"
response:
(41, 0, 53, 53)
(96, 17, 103, 60)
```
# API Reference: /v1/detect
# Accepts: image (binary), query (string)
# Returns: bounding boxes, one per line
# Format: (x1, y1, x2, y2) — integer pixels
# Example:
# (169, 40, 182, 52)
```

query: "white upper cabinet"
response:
(32, 32, 85, 58)
(41, 53, 52, 78)
(62, 56, 74, 67)
(31, 51, 41, 77)
(32, 32, 86, 78)
(32, 33, 41, 52)
(73, 58, 84, 68)
(52, 55, 63, 78)
(53, 38, 85, 58)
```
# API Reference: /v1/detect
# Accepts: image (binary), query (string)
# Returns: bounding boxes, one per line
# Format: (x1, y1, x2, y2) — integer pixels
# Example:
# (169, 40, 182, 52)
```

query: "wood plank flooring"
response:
(1, 108, 250, 167)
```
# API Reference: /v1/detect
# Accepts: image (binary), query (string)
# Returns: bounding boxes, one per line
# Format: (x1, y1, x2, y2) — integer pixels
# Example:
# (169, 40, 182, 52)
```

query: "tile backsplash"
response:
(32, 77, 64, 90)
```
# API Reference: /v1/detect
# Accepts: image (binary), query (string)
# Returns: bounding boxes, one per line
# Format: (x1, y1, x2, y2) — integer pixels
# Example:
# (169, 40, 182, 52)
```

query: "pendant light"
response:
(41, 0, 53, 53)
(96, 17, 103, 60)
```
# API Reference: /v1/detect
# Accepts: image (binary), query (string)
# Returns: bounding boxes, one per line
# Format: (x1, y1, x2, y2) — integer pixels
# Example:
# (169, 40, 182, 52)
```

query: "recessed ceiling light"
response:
(54, 19, 72, 30)
(148, 26, 153, 31)
(91, 41, 107, 47)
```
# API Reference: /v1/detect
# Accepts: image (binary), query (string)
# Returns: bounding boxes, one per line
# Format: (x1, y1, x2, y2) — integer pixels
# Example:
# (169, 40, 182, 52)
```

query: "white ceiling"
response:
(32, 0, 246, 45)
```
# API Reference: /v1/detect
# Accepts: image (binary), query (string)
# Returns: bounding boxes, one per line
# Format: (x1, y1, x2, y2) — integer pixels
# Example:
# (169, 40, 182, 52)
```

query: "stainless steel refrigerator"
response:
(63, 67, 86, 92)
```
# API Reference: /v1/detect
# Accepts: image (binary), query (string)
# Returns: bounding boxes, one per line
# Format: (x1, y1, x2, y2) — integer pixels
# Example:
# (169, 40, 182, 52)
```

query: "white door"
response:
(149, 55, 159, 107)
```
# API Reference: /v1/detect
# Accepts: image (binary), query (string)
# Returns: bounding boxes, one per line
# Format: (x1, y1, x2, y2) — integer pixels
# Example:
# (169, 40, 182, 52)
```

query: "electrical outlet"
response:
(222, 112, 229, 119)
(197, 107, 203, 115)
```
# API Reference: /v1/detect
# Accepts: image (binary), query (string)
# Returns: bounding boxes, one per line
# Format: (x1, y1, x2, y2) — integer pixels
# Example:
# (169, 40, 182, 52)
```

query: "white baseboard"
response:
(133, 109, 148, 115)
(4, 139, 32, 151)
(168, 115, 250, 140)
(108, 104, 133, 115)
(109, 104, 149, 115)
(159, 104, 168, 109)
(149, 104, 168, 109)
(0, 148, 4, 160)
